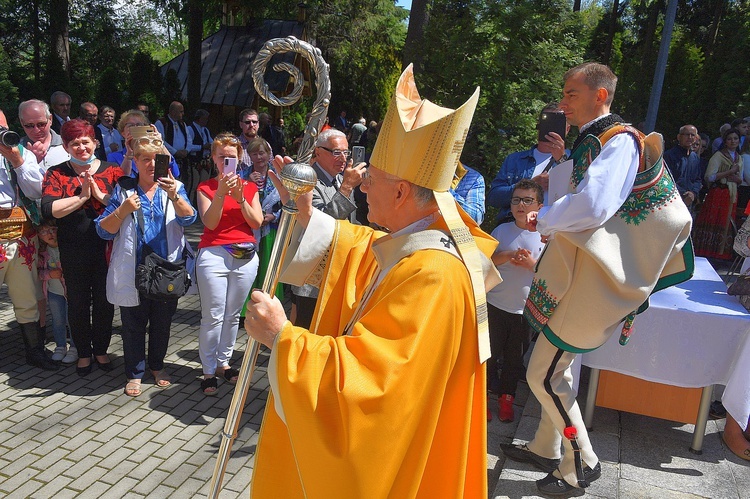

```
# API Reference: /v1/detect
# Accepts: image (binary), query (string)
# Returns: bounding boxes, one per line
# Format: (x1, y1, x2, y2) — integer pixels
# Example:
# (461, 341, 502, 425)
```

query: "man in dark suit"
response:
(292, 128, 366, 328)
(50, 91, 71, 134)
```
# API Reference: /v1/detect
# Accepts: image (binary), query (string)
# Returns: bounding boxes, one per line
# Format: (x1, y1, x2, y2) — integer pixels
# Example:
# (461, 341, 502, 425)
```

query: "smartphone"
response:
(130, 126, 154, 140)
(223, 157, 238, 176)
(537, 111, 567, 143)
(153, 154, 170, 181)
(352, 146, 366, 165)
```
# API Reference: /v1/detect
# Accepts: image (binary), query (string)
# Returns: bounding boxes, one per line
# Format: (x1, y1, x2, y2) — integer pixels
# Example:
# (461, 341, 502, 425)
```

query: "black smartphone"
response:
(352, 146, 366, 165)
(153, 154, 170, 181)
(537, 111, 567, 143)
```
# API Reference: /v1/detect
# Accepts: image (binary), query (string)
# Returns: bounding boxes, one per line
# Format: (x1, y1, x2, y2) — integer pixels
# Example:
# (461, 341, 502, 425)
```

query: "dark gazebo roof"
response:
(161, 21, 306, 108)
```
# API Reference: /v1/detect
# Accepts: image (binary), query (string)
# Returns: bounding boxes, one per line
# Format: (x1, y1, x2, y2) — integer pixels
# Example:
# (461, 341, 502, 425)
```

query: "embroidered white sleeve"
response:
(279, 208, 336, 286)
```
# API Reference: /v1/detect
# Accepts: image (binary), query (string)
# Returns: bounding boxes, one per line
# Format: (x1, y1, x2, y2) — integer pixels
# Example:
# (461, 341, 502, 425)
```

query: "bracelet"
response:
(113, 211, 122, 221)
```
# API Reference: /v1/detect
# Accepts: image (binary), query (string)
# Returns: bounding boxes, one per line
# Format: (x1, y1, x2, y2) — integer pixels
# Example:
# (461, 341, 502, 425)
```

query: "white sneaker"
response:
(51, 346, 67, 362)
(62, 346, 78, 365)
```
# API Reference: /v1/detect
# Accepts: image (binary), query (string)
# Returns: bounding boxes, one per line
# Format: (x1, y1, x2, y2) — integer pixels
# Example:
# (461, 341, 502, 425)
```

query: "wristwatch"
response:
(170, 193, 181, 202)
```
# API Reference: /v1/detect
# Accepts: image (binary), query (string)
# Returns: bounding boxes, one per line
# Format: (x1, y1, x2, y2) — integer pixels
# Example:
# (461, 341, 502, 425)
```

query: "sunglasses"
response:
(22, 122, 49, 130)
(510, 197, 539, 206)
(133, 136, 164, 147)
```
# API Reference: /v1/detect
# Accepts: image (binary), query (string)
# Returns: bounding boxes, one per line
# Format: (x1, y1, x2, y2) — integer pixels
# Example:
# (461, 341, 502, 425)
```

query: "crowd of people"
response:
(1, 60, 746, 498)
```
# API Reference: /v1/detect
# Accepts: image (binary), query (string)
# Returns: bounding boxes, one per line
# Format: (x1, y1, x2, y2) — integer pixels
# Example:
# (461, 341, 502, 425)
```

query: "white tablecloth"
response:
(582, 257, 750, 428)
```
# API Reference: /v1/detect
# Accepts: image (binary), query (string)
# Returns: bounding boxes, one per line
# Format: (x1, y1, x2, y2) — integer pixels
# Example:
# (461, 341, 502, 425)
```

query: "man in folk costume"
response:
(244, 65, 501, 498)
(502, 62, 694, 494)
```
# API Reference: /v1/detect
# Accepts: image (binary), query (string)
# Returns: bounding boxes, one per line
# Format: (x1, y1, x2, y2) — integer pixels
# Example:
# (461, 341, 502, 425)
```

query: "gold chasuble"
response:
(250, 214, 498, 498)
(524, 126, 694, 352)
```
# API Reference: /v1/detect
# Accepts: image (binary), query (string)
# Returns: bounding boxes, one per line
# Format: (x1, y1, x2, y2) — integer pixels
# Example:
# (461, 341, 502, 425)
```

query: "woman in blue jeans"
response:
(95, 138, 196, 396)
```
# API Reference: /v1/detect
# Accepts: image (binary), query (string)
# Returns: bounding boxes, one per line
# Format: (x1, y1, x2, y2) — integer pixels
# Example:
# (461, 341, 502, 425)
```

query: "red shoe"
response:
(499, 394, 514, 422)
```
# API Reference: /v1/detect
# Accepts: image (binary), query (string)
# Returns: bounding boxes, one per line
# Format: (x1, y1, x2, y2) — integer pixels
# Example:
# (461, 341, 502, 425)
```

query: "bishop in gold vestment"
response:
(245, 65, 500, 498)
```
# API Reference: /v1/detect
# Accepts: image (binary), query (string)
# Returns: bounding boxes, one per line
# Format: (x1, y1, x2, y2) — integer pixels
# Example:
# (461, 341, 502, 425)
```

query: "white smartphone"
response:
(223, 157, 237, 176)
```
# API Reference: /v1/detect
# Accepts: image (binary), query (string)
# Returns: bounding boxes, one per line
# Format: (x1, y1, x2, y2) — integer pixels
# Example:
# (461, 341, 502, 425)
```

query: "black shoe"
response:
(26, 350, 59, 371)
(499, 443, 561, 473)
(710, 400, 727, 419)
(77, 360, 93, 377)
(95, 356, 114, 372)
(536, 462, 602, 495)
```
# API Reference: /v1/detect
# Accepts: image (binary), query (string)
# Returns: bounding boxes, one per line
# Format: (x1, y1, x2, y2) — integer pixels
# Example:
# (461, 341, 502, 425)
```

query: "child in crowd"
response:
(487, 179, 546, 422)
(37, 220, 76, 364)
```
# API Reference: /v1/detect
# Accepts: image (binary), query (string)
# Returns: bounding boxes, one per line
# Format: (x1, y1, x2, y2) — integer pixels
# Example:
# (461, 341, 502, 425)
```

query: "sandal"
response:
(221, 367, 240, 385)
(124, 379, 142, 397)
(152, 370, 171, 388)
(201, 376, 218, 395)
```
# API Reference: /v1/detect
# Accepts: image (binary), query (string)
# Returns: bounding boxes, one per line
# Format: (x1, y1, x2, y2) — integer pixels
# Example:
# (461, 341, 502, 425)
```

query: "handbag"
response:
(132, 199, 190, 301)
(135, 244, 191, 300)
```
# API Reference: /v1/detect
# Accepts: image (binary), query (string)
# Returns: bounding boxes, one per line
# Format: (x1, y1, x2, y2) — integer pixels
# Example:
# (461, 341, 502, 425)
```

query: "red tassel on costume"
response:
(564, 426, 577, 440)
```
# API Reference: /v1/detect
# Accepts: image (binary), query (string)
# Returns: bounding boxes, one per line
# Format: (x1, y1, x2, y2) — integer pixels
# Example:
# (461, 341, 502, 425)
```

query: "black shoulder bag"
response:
(132, 195, 190, 301)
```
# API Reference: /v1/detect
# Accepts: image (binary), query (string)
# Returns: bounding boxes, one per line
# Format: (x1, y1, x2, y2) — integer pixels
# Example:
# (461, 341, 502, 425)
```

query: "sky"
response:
(397, 0, 413, 11)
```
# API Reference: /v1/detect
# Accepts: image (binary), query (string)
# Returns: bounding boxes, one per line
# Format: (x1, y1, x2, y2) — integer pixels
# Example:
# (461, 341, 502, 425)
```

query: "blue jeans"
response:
(47, 291, 69, 348)
(119, 297, 178, 380)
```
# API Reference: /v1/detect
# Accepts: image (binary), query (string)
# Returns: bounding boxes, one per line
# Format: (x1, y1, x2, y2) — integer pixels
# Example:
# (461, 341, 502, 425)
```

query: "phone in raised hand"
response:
(223, 157, 238, 176)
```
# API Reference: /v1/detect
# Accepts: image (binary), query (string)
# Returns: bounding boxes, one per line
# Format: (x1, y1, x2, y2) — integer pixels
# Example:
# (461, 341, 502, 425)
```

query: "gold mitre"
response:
(370, 64, 479, 191)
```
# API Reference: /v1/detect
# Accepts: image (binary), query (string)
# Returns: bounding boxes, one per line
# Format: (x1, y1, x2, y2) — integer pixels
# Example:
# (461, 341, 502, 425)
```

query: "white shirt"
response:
(0, 148, 44, 208)
(155, 117, 195, 155)
(192, 122, 212, 158)
(537, 132, 639, 236)
(486, 222, 545, 313)
(97, 124, 124, 154)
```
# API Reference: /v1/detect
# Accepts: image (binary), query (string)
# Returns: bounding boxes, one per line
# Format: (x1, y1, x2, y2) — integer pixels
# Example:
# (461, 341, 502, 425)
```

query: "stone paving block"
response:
(159, 449, 195, 473)
(32, 474, 75, 499)
(131, 468, 170, 496)
(124, 441, 163, 462)
(1, 452, 40, 478)
(70, 465, 109, 490)
(3, 437, 42, 461)
(91, 422, 131, 444)
(61, 455, 102, 479)
(106, 475, 141, 497)
(173, 477, 205, 498)
(28, 446, 70, 472)
(161, 462, 198, 488)
(128, 455, 165, 481)
(91, 437, 129, 460)
(98, 444, 135, 468)
(35, 457, 77, 483)
(149, 484, 178, 498)
(4, 478, 44, 499)
(99, 458, 139, 486)
(151, 422, 185, 445)
(117, 420, 153, 442)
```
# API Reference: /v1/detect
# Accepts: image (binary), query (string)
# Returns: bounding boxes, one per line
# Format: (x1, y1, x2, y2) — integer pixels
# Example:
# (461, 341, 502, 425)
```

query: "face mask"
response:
(69, 155, 95, 166)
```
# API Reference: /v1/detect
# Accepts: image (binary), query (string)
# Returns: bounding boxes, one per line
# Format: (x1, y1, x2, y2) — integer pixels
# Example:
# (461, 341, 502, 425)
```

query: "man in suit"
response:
(50, 91, 71, 134)
(292, 128, 366, 328)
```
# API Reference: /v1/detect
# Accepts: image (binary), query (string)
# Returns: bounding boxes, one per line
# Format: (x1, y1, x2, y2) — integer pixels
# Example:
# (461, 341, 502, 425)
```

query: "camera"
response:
(0, 125, 20, 147)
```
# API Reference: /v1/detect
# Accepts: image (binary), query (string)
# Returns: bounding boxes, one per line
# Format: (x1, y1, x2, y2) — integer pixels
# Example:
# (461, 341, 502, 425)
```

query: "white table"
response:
(581, 257, 750, 452)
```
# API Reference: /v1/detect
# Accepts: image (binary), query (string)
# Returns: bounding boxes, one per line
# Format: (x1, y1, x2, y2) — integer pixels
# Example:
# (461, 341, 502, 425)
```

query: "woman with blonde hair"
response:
(95, 136, 196, 396)
(195, 133, 263, 395)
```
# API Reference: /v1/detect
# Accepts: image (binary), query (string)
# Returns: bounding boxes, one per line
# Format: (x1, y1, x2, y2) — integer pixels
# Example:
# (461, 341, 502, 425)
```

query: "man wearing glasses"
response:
(19, 99, 70, 172)
(291, 128, 366, 329)
(238, 108, 260, 175)
(0, 108, 58, 370)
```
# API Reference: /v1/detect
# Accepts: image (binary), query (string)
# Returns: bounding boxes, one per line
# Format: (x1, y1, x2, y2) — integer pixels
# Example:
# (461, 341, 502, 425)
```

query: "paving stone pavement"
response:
(1, 221, 747, 498)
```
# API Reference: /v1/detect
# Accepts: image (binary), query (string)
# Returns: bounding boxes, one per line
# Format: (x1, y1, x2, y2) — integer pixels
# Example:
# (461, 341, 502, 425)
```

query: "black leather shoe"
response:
(499, 443, 561, 473)
(26, 350, 60, 371)
(77, 360, 93, 377)
(95, 357, 114, 372)
(536, 462, 602, 495)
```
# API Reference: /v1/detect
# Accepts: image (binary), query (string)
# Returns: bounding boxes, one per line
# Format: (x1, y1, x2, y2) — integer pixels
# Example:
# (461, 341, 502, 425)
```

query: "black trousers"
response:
(487, 303, 531, 397)
(61, 245, 114, 359)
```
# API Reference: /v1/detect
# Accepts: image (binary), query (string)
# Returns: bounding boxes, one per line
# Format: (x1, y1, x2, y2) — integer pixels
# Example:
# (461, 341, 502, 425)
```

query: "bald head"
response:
(168, 101, 184, 121)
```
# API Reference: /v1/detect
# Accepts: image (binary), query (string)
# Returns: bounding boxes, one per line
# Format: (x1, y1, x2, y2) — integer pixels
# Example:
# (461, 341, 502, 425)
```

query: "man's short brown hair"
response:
(564, 62, 618, 106)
